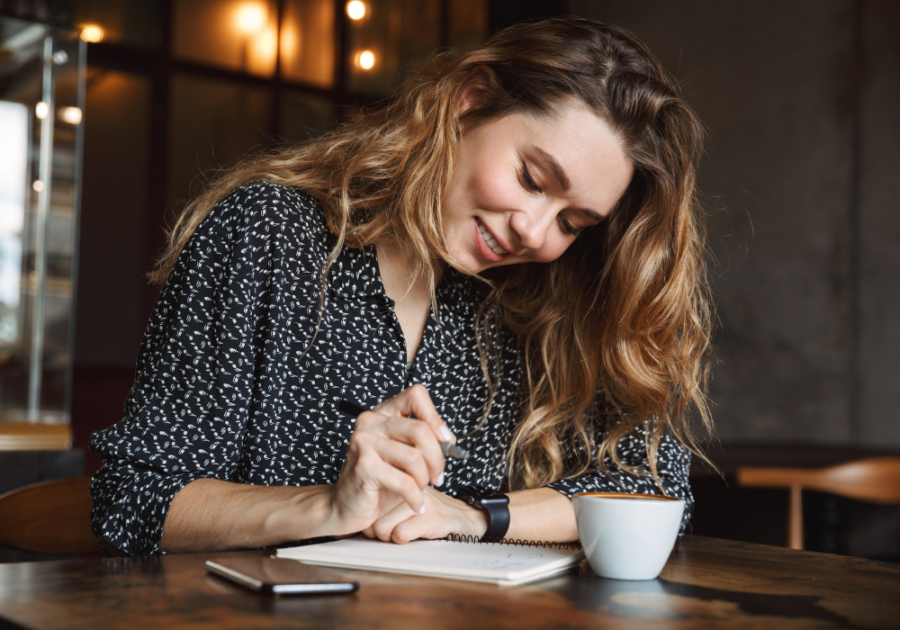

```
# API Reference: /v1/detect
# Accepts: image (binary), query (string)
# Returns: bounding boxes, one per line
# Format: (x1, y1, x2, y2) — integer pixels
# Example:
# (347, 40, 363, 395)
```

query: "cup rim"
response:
(574, 491, 684, 502)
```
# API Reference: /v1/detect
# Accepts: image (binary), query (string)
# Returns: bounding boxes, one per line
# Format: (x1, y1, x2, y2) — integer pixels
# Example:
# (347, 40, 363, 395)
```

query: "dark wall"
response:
(569, 0, 900, 449)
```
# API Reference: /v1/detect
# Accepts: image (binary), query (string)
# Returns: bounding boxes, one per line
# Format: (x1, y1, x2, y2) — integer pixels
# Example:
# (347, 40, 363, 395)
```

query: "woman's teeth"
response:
(478, 221, 508, 255)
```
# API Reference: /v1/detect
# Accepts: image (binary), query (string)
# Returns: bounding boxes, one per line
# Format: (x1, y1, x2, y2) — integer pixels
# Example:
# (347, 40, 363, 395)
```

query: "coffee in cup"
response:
(573, 492, 684, 580)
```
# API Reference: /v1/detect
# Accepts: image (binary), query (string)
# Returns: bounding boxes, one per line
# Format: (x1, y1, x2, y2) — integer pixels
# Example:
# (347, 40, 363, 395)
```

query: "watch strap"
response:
(458, 485, 510, 539)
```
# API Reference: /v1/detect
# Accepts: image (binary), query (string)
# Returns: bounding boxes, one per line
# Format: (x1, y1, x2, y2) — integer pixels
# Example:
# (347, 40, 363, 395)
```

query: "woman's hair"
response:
(151, 17, 714, 490)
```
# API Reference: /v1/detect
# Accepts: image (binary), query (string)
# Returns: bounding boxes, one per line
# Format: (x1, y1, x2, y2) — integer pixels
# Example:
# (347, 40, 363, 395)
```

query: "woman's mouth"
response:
(475, 218, 509, 261)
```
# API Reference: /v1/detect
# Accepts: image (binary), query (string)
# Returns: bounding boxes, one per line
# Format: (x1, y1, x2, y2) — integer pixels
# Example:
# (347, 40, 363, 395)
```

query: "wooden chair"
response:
(737, 458, 900, 550)
(0, 477, 101, 555)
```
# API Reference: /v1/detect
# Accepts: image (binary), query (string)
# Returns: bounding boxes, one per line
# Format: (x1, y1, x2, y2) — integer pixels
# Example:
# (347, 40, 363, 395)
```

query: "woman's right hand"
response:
(327, 384, 454, 536)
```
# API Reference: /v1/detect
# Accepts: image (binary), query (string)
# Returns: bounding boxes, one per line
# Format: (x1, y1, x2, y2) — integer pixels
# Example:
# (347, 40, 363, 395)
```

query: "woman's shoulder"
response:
(202, 181, 328, 241)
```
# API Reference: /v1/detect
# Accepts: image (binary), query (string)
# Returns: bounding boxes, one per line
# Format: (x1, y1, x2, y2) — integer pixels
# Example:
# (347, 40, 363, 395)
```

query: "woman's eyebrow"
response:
(532, 147, 571, 191)
(531, 147, 603, 221)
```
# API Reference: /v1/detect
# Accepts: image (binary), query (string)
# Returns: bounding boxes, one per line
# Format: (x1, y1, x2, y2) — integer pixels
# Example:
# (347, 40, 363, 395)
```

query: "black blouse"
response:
(90, 182, 693, 555)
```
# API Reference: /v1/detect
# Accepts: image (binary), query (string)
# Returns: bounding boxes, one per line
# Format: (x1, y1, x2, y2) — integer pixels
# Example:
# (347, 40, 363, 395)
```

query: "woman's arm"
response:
(360, 486, 577, 544)
(368, 424, 692, 544)
(159, 480, 334, 552)
(159, 384, 453, 552)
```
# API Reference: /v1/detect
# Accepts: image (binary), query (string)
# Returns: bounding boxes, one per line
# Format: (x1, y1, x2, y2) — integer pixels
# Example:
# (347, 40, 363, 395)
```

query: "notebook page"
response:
(277, 537, 584, 585)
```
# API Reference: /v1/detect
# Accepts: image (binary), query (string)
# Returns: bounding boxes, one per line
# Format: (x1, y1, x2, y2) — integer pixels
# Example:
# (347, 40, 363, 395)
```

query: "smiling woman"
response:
(441, 103, 634, 271)
(88, 17, 712, 556)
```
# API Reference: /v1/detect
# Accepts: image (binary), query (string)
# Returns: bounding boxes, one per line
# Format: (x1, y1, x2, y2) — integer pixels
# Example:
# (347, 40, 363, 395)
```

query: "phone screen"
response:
(206, 556, 359, 596)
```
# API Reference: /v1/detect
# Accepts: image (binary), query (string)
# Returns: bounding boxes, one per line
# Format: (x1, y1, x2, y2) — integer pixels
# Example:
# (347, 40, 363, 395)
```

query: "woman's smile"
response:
(474, 217, 509, 262)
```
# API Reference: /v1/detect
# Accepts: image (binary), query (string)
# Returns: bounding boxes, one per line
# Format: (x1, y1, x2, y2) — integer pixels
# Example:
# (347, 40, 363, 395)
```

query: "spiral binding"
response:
(444, 533, 582, 550)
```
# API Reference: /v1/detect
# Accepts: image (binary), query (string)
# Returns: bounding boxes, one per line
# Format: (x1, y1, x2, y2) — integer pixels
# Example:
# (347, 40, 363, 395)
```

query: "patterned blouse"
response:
(90, 182, 693, 556)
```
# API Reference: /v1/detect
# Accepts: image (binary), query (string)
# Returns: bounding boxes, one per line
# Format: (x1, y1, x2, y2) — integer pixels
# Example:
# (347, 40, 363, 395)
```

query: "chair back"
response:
(0, 476, 100, 555)
(737, 458, 900, 550)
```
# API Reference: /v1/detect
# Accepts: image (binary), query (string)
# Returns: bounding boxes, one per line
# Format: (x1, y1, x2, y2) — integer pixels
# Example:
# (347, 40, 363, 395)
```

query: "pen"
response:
(337, 399, 470, 460)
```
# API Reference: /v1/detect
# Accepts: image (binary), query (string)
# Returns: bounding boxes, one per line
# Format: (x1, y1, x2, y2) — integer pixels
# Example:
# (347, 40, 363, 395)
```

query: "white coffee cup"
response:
(573, 492, 685, 580)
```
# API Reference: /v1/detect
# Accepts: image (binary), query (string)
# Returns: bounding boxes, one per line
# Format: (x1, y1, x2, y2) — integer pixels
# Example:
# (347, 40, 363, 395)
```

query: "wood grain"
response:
(0, 536, 897, 629)
(0, 477, 99, 555)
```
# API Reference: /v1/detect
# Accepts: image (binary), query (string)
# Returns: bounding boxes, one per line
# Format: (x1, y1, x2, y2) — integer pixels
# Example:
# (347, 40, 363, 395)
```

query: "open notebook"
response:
(276, 536, 584, 586)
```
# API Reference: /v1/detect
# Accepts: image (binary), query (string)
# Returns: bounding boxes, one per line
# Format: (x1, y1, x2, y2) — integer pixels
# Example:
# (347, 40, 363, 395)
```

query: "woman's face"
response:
(441, 101, 634, 274)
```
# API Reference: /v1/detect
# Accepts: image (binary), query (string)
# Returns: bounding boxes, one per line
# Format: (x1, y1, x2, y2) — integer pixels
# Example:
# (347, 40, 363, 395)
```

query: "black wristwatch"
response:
(457, 485, 510, 539)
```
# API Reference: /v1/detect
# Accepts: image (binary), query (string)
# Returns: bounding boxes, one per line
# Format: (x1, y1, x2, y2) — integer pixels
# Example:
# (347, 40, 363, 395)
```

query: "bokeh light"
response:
(60, 107, 83, 125)
(79, 24, 105, 43)
(235, 3, 267, 35)
(357, 50, 375, 70)
(34, 102, 49, 120)
(347, 1, 366, 20)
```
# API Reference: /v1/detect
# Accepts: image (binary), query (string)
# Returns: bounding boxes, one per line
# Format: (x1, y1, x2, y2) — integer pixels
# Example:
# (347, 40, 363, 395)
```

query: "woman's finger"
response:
(375, 384, 457, 446)
(370, 501, 416, 542)
(372, 436, 431, 491)
(352, 450, 427, 514)
(382, 416, 446, 486)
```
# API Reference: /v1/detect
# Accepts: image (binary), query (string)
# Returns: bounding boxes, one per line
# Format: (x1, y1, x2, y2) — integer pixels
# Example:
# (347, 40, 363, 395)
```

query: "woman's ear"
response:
(457, 66, 497, 118)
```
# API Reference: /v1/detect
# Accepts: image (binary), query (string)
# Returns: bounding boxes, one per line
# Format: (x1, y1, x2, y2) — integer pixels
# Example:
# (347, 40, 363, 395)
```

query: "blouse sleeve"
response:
(545, 423, 694, 537)
(89, 183, 313, 556)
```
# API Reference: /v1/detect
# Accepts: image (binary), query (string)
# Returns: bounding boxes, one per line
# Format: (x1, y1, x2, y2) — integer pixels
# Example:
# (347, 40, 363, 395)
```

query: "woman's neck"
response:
(375, 240, 439, 364)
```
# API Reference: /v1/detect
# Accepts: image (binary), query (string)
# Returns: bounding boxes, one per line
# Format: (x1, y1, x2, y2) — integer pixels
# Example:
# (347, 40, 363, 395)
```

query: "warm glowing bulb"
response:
(80, 24, 105, 43)
(358, 50, 375, 70)
(347, 1, 366, 20)
(33, 180, 45, 192)
(35, 102, 49, 119)
(236, 3, 267, 35)
(61, 107, 83, 125)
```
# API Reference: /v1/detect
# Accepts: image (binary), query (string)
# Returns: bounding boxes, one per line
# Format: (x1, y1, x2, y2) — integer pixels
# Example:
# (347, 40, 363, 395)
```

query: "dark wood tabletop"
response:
(0, 536, 897, 630)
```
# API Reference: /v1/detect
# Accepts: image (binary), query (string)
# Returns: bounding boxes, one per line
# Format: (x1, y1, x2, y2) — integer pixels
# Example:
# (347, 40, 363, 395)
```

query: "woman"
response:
(90, 17, 712, 556)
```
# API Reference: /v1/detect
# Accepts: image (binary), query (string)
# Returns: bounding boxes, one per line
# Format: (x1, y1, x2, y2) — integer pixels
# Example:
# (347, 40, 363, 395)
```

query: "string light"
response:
(79, 24, 104, 43)
(357, 50, 375, 70)
(32, 181, 45, 193)
(35, 102, 49, 120)
(346, 1, 366, 20)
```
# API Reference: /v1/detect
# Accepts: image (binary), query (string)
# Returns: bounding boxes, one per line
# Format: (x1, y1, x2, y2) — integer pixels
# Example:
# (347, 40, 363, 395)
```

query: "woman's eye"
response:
(559, 215, 581, 237)
(521, 163, 542, 193)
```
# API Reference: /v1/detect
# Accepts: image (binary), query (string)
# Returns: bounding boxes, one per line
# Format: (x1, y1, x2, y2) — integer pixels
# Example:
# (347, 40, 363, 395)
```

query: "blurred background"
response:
(0, 0, 897, 561)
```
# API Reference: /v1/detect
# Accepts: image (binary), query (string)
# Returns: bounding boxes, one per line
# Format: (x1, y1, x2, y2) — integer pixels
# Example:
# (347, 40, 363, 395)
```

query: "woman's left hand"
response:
(360, 488, 489, 544)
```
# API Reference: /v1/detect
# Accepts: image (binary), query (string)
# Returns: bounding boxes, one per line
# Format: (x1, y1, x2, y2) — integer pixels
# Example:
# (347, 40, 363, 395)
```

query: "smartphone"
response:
(205, 556, 359, 596)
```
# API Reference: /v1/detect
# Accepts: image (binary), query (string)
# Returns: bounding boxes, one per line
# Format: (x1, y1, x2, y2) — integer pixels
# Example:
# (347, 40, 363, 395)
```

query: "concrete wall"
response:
(568, 0, 900, 447)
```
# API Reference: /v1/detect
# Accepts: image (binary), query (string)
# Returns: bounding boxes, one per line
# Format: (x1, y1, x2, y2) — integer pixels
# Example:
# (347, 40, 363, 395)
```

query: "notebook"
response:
(276, 536, 584, 586)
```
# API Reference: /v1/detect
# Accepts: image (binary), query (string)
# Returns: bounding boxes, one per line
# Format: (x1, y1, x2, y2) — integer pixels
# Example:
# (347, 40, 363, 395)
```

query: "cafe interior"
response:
(0, 0, 898, 627)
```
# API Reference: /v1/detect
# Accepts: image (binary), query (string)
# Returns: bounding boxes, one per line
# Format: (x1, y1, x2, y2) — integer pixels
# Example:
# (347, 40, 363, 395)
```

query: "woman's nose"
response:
(509, 205, 556, 251)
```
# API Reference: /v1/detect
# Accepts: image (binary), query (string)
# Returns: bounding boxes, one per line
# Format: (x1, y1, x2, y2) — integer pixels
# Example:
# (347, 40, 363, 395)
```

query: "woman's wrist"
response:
(459, 499, 490, 538)
(269, 484, 338, 542)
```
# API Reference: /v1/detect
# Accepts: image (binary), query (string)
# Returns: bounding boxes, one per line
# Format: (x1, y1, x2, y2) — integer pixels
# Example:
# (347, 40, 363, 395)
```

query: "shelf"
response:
(0, 422, 71, 451)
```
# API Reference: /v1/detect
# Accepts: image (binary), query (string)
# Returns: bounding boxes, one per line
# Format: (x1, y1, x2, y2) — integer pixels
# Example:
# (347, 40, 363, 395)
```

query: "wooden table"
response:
(0, 536, 897, 629)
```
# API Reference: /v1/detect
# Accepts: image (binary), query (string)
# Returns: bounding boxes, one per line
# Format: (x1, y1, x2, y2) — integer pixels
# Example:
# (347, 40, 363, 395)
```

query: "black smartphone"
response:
(205, 556, 359, 596)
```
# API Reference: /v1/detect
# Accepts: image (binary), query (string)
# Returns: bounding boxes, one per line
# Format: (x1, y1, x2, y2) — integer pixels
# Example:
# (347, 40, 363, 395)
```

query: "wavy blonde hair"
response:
(151, 17, 714, 491)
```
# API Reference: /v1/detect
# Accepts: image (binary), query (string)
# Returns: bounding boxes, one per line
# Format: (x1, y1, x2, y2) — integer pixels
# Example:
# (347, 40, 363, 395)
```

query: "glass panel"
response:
(280, 0, 335, 88)
(449, 0, 487, 51)
(72, 0, 161, 48)
(279, 90, 334, 143)
(0, 17, 85, 424)
(168, 73, 274, 212)
(172, 0, 279, 77)
(344, 0, 440, 96)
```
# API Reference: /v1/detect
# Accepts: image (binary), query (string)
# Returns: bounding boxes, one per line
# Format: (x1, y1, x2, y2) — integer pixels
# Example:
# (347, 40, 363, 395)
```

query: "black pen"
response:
(337, 399, 470, 460)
